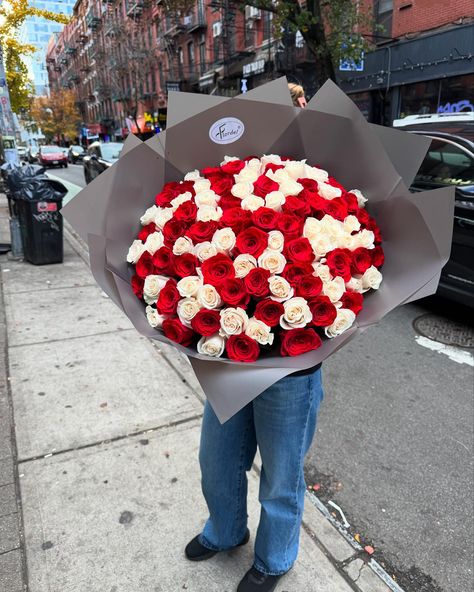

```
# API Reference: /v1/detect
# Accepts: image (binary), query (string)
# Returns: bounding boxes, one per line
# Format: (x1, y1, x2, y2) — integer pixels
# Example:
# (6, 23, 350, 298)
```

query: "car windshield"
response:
(415, 139, 474, 187)
(71, 145, 83, 152)
(41, 146, 61, 154)
(100, 143, 123, 161)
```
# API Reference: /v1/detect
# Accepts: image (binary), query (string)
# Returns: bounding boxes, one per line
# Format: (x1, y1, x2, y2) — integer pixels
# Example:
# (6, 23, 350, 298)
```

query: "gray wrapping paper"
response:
(62, 78, 454, 423)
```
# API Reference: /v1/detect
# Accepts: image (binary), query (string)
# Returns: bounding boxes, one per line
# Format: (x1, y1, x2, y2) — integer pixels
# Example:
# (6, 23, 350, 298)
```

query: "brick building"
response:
(339, 0, 474, 124)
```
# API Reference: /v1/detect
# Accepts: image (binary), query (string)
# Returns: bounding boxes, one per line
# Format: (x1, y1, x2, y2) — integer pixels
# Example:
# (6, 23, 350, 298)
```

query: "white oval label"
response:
(209, 117, 245, 145)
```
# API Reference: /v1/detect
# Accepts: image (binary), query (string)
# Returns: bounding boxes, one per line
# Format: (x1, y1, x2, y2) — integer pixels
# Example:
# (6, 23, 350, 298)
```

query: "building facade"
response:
(21, 0, 76, 95)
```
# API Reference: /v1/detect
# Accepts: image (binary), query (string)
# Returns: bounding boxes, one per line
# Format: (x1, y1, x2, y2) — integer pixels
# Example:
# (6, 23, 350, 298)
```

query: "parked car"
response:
(83, 141, 123, 183)
(394, 113, 474, 308)
(68, 144, 86, 164)
(37, 145, 68, 168)
(17, 146, 28, 161)
(27, 146, 39, 163)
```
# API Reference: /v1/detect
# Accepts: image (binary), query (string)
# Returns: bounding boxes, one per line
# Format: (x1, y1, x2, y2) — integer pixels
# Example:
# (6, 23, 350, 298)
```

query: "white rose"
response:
(172, 236, 194, 256)
(233, 253, 257, 278)
(303, 217, 321, 241)
(235, 167, 259, 183)
(361, 265, 383, 291)
(346, 277, 364, 293)
(353, 229, 375, 249)
(258, 249, 286, 275)
(343, 215, 361, 234)
(311, 235, 337, 259)
(267, 168, 290, 184)
(265, 191, 286, 211)
(318, 182, 342, 200)
(197, 334, 226, 357)
(245, 317, 274, 346)
(280, 297, 312, 330)
(221, 155, 239, 165)
(154, 207, 174, 230)
(177, 275, 202, 298)
(194, 241, 218, 262)
(241, 195, 265, 212)
(348, 188, 367, 207)
(145, 305, 166, 329)
(219, 307, 249, 336)
(325, 308, 356, 338)
(268, 275, 294, 302)
(313, 263, 332, 283)
(126, 239, 145, 264)
(322, 277, 346, 303)
(184, 169, 201, 181)
(231, 181, 254, 199)
(197, 284, 222, 309)
(144, 231, 164, 255)
(212, 227, 236, 252)
(261, 154, 282, 166)
(171, 191, 192, 209)
(197, 205, 223, 222)
(279, 178, 304, 197)
(140, 205, 158, 226)
(246, 157, 263, 172)
(193, 178, 211, 193)
(195, 189, 219, 207)
(303, 164, 329, 183)
(177, 297, 201, 327)
(143, 274, 168, 304)
(267, 230, 285, 252)
(320, 214, 344, 232)
(284, 160, 306, 180)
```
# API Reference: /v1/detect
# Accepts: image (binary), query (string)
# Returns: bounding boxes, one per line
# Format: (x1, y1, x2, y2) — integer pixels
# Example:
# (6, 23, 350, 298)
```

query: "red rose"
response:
(321, 197, 348, 221)
(174, 200, 197, 224)
(366, 217, 383, 244)
(253, 174, 279, 198)
(156, 280, 180, 315)
(236, 226, 268, 258)
(218, 195, 243, 211)
(191, 309, 221, 336)
(342, 192, 359, 213)
(282, 262, 314, 286)
(295, 275, 323, 299)
(152, 246, 175, 274)
(137, 222, 156, 241)
(208, 173, 234, 195)
(251, 207, 279, 231)
(326, 248, 353, 282)
(186, 221, 218, 243)
(327, 176, 346, 193)
(264, 162, 284, 173)
(131, 274, 144, 299)
(201, 253, 235, 285)
(277, 213, 303, 240)
(155, 181, 181, 206)
(254, 299, 284, 327)
(220, 208, 251, 233)
(280, 328, 322, 357)
(221, 159, 246, 175)
(219, 278, 250, 307)
(162, 317, 195, 346)
(308, 296, 338, 326)
(244, 267, 271, 298)
(174, 253, 198, 278)
(226, 334, 260, 362)
(351, 247, 372, 275)
(135, 251, 154, 279)
(301, 190, 327, 216)
(356, 207, 370, 226)
(340, 291, 364, 315)
(297, 178, 319, 193)
(179, 180, 196, 196)
(284, 237, 314, 264)
(282, 195, 311, 218)
(201, 165, 222, 176)
(162, 218, 187, 246)
(371, 246, 385, 267)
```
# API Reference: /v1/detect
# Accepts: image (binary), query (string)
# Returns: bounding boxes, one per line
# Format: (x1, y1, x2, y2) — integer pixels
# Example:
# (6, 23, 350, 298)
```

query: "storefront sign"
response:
(166, 82, 181, 93)
(243, 59, 266, 77)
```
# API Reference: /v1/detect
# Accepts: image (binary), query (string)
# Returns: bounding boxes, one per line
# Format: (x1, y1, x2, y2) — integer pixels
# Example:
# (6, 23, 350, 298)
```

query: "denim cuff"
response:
(253, 560, 292, 577)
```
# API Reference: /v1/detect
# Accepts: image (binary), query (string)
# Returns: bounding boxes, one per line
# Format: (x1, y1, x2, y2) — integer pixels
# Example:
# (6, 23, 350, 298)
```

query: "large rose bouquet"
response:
(127, 155, 384, 362)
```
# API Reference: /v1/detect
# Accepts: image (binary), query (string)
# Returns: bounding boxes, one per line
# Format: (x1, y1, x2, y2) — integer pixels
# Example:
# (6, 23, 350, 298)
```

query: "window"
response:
(262, 11, 272, 41)
(188, 42, 195, 74)
(374, 0, 393, 38)
(213, 36, 221, 64)
(415, 140, 474, 188)
(178, 47, 184, 78)
(199, 39, 206, 74)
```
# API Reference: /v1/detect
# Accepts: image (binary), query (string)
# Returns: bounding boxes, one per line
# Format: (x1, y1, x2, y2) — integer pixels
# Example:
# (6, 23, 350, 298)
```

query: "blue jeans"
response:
(198, 369, 324, 575)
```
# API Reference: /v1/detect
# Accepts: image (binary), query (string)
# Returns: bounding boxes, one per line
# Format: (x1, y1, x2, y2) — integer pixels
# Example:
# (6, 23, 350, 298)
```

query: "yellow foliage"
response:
(30, 89, 81, 141)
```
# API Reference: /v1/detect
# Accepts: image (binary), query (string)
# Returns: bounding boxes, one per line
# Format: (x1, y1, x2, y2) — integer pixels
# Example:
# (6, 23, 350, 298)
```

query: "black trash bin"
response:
(12, 173, 67, 265)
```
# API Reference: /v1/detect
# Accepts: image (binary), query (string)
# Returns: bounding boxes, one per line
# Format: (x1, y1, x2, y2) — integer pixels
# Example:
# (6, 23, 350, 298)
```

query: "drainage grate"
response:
(413, 314, 474, 348)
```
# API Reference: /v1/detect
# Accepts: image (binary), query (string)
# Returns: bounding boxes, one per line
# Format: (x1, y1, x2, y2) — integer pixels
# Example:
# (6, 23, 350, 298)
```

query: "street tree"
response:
(30, 89, 81, 143)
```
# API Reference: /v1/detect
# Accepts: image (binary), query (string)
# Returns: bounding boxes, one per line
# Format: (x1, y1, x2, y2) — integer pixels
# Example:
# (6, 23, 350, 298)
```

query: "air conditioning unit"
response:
(183, 15, 192, 26)
(212, 21, 222, 37)
(246, 6, 261, 19)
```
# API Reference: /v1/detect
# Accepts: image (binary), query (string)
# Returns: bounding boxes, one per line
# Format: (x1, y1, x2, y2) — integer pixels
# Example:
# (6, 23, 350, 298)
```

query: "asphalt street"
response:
(52, 163, 473, 592)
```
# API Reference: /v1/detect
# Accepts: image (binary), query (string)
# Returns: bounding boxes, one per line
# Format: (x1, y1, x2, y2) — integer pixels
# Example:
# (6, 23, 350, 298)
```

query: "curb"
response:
(63, 218, 403, 592)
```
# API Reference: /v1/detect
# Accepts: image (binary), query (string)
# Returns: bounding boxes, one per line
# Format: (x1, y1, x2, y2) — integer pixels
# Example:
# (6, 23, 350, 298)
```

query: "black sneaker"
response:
(237, 567, 285, 592)
(185, 528, 250, 561)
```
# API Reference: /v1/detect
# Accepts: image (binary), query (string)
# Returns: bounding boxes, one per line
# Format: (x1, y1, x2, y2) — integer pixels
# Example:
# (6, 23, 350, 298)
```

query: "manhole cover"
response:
(413, 314, 474, 348)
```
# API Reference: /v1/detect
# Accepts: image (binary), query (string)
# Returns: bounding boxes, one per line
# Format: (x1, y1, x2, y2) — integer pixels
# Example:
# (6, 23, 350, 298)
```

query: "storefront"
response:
(338, 24, 474, 125)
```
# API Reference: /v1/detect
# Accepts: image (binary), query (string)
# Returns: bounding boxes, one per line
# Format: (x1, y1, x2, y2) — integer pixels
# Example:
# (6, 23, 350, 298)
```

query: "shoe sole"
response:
(185, 531, 250, 562)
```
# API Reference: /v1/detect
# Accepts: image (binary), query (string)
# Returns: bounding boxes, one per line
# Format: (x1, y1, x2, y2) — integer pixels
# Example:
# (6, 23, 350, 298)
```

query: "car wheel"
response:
(64, 163, 68, 168)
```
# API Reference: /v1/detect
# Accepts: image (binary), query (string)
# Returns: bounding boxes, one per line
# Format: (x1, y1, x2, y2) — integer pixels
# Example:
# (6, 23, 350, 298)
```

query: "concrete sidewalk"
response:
(0, 193, 393, 592)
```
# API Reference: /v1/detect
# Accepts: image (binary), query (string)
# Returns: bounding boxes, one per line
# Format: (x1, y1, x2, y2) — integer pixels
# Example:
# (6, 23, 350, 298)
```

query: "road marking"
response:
(415, 335, 474, 367)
